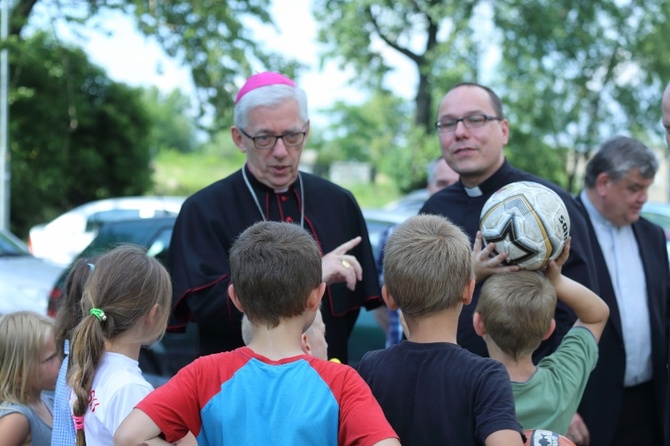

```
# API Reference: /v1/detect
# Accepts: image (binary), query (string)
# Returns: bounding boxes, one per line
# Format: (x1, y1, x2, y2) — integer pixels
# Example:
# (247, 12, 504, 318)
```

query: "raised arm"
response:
(545, 239, 609, 342)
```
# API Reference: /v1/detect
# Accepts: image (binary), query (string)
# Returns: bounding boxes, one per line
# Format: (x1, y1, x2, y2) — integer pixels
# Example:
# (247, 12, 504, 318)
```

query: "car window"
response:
(86, 209, 148, 232)
(147, 228, 173, 265)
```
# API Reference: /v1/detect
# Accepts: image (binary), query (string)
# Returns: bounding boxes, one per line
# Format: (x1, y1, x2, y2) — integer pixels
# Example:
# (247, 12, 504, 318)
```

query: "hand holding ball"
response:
(479, 181, 570, 270)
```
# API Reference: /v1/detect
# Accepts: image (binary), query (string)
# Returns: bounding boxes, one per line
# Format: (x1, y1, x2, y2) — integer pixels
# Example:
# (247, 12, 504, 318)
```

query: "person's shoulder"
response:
(420, 183, 463, 214)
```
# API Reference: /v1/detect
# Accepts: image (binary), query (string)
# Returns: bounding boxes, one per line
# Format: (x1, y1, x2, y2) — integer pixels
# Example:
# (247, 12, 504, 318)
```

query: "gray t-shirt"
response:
(0, 392, 53, 444)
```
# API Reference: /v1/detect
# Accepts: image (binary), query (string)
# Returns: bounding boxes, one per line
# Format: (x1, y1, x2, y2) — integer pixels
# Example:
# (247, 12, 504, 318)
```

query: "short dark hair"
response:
(450, 82, 505, 119)
(584, 136, 658, 188)
(230, 221, 322, 327)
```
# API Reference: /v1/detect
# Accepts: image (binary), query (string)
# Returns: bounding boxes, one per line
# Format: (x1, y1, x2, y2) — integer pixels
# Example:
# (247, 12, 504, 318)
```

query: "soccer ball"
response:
(479, 181, 570, 270)
(524, 429, 576, 446)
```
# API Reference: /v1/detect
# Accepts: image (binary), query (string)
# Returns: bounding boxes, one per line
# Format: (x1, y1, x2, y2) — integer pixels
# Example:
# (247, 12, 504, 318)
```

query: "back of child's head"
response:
(0, 311, 54, 404)
(383, 214, 473, 317)
(67, 244, 171, 444)
(477, 271, 556, 360)
(230, 221, 322, 328)
(54, 257, 98, 357)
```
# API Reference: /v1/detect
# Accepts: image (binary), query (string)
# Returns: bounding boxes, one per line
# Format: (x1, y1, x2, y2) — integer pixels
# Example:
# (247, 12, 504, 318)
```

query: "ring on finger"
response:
(342, 259, 351, 269)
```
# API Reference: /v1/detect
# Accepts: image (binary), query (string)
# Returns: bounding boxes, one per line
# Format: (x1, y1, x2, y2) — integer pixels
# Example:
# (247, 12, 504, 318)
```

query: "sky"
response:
(34, 0, 418, 127)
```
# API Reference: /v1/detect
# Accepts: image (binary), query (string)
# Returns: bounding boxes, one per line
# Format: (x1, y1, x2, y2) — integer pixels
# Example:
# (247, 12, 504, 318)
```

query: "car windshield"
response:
(0, 230, 30, 257)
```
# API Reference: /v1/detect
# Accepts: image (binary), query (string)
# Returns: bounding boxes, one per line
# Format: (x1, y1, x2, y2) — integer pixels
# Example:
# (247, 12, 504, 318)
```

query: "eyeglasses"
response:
(238, 127, 307, 150)
(435, 114, 502, 133)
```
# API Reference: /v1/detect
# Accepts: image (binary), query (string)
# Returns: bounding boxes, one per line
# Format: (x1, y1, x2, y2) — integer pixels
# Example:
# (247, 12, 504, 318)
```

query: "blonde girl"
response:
(67, 245, 172, 445)
(0, 311, 61, 445)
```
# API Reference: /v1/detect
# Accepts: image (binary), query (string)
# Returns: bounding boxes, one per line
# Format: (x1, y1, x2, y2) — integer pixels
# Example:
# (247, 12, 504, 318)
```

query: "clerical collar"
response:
(460, 160, 513, 197)
(241, 165, 305, 228)
(464, 186, 483, 197)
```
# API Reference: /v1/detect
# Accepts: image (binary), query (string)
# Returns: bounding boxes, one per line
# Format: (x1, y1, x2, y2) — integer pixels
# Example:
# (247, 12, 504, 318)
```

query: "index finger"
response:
(329, 236, 362, 255)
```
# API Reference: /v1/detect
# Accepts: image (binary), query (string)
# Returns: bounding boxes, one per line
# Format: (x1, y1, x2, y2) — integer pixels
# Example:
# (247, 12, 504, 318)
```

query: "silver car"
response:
(28, 196, 185, 266)
(0, 229, 64, 316)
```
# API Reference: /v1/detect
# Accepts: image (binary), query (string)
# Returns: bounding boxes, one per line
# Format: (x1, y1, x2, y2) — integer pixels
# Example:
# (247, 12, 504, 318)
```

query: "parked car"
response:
(47, 210, 402, 377)
(28, 196, 186, 267)
(0, 228, 64, 316)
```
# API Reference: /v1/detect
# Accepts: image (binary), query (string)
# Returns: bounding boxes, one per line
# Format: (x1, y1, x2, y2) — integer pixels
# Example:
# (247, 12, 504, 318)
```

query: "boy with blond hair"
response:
(357, 214, 524, 446)
(474, 238, 609, 435)
(115, 221, 399, 446)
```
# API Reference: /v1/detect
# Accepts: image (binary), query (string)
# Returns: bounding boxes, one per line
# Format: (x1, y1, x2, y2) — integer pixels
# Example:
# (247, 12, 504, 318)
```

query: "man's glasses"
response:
(435, 114, 502, 133)
(238, 127, 307, 150)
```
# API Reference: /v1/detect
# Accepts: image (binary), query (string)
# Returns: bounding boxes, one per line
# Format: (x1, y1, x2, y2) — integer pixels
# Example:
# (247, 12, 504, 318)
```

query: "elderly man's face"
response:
(233, 99, 308, 191)
(436, 85, 509, 188)
(597, 168, 653, 227)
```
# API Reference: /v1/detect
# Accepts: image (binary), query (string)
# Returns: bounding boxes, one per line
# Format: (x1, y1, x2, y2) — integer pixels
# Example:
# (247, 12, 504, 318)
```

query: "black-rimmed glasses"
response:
(238, 127, 307, 150)
(435, 114, 502, 133)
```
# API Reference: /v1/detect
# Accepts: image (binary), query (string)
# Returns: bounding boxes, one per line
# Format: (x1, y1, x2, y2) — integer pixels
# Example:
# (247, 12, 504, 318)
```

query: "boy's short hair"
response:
(477, 271, 556, 360)
(230, 221, 322, 328)
(383, 214, 473, 317)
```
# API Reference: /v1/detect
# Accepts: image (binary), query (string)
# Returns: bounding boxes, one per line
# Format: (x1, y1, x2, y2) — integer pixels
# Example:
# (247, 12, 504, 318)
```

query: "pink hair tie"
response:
(73, 415, 85, 431)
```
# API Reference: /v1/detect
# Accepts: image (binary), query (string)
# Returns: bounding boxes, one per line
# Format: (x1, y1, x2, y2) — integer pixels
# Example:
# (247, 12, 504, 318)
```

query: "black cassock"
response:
(167, 166, 382, 363)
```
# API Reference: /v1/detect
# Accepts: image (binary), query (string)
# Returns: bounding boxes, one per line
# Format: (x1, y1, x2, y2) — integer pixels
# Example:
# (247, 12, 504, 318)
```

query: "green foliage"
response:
(9, 33, 153, 237)
(11, 0, 304, 132)
(313, 0, 479, 130)
(316, 91, 410, 165)
(150, 148, 246, 197)
(493, 0, 670, 190)
(142, 87, 198, 154)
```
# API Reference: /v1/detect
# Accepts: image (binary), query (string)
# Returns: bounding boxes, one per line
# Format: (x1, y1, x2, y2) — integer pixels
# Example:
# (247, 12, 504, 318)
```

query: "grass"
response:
(150, 150, 401, 209)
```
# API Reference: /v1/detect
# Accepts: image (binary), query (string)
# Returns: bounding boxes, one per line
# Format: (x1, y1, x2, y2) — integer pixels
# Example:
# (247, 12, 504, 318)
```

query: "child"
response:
(0, 311, 61, 445)
(474, 237, 609, 435)
(52, 257, 97, 446)
(241, 308, 329, 360)
(115, 221, 399, 446)
(356, 214, 524, 446)
(66, 245, 174, 445)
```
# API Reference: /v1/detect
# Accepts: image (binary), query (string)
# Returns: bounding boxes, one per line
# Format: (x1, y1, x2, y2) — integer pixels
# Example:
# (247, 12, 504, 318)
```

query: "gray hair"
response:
(584, 136, 658, 188)
(234, 84, 309, 130)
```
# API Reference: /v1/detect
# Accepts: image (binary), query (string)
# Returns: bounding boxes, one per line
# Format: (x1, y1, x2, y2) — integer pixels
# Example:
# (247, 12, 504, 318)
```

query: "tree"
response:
(8, 0, 302, 131)
(9, 33, 153, 237)
(493, 0, 670, 191)
(313, 0, 480, 132)
(142, 87, 199, 154)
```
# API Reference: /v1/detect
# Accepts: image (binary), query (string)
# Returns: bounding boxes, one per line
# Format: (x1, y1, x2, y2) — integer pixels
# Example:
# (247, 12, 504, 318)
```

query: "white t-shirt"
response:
(69, 352, 153, 445)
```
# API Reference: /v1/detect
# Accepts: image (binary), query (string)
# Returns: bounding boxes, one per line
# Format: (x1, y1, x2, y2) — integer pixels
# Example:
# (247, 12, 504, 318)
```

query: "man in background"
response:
(575, 136, 668, 446)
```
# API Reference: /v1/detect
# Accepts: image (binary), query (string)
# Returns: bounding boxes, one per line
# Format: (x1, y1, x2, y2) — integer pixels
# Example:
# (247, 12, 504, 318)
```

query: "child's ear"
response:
(145, 303, 160, 325)
(307, 282, 326, 311)
(542, 319, 557, 341)
(461, 279, 475, 305)
(381, 285, 399, 310)
(473, 312, 487, 336)
(228, 284, 245, 313)
(301, 332, 311, 355)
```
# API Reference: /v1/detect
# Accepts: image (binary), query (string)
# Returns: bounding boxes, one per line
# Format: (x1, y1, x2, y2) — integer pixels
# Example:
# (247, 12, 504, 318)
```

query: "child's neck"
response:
(485, 341, 537, 383)
(406, 310, 459, 344)
(247, 317, 307, 361)
(104, 329, 144, 361)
